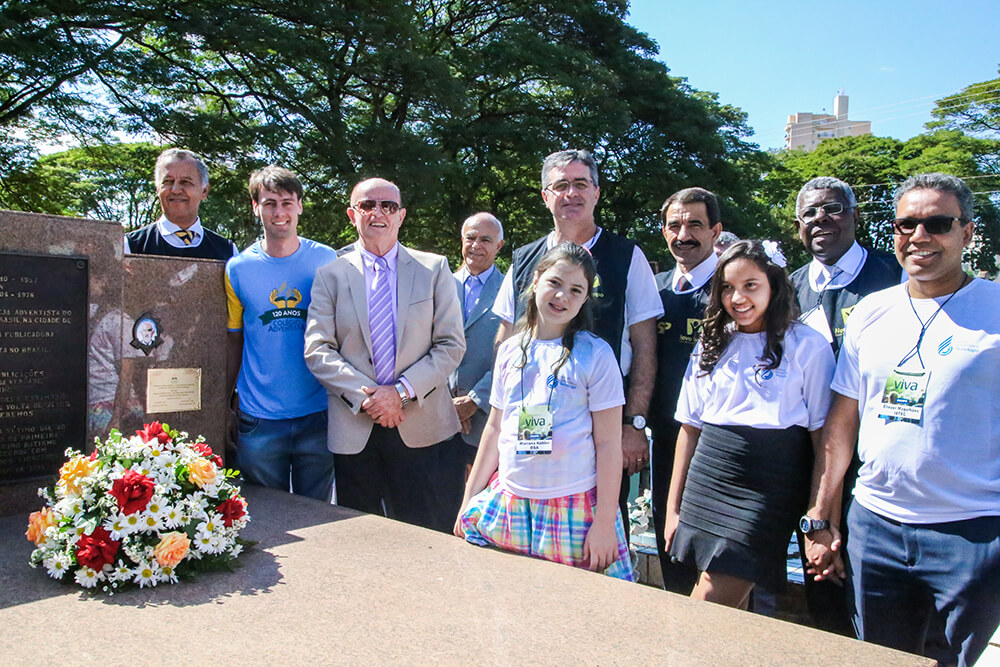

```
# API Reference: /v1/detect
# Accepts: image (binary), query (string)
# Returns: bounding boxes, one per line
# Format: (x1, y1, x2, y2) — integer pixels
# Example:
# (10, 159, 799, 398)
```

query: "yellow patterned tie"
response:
(176, 229, 193, 245)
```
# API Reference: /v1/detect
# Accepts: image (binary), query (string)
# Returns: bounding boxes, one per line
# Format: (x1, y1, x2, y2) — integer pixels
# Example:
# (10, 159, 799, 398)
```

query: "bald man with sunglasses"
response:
(305, 178, 465, 532)
(804, 173, 1000, 666)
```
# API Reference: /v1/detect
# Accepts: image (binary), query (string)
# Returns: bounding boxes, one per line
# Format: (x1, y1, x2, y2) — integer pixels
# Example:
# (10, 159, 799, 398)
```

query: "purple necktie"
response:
(369, 256, 396, 385)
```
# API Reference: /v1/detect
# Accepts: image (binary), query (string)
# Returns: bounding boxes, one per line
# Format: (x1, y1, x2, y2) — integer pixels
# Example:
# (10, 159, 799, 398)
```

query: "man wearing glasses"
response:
(804, 173, 1000, 666)
(305, 178, 465, 532)
(787, 176, 901, 635)
(492, 149, 663, 533)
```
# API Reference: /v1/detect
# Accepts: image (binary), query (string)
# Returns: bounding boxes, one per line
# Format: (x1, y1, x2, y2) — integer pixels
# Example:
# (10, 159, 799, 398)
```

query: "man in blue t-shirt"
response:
(225, 166, 338, 500)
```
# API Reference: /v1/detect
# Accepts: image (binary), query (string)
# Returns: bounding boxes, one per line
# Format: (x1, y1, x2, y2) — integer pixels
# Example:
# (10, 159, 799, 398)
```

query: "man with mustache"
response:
(649, 187, 722, 593)
(491, 149, 663, 536)
(789, 176, 901, 635)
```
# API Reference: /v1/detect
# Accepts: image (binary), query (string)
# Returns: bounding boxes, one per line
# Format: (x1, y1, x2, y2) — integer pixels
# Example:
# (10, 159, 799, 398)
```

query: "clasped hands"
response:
(361, 385, 405, 427)
(803, 525, 845, 585)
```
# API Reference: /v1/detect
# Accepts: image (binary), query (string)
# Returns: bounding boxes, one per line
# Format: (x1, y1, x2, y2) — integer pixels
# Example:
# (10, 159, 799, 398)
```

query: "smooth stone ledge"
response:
(0, 486, 933, 666)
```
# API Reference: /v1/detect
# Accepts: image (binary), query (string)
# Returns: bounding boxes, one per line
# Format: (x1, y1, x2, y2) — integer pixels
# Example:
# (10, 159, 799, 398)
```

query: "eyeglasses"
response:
(353, 199, 400, 215)
(545, 179, 593, 194)
(892, 216, 964, 236)
(798, 202, 850, 222)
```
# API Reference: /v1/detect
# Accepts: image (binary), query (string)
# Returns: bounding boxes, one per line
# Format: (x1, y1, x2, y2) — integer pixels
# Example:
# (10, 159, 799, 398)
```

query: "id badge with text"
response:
(878, 368, 929, 424)
(516, 405, 553, 455)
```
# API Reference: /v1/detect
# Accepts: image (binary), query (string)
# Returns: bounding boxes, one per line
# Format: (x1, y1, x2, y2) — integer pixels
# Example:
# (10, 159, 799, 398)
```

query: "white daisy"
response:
(44, 553, 71, 579)
(74, 566, 103, 588)
(158, 564, 178, 584)
(228, 543, 244, 559)
(159, 505, 183, 529)
(122, 513, 142, 530)
(109, 561, 133, 583)
(104, 513, 130, 541)
(140, 513, 162, 532)
(133, 561, 160, 588)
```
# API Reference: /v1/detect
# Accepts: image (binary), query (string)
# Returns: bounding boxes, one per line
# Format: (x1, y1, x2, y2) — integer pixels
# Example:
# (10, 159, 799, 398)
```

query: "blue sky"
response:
(626, 0, 1000, 150)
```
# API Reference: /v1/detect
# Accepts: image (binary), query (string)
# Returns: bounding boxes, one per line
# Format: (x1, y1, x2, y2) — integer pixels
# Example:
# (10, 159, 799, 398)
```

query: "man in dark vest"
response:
(491, 149, 663, 535)
(790, 176, 902, 635)
(649, 187, 722, 593)
(125, 148, 238, 260)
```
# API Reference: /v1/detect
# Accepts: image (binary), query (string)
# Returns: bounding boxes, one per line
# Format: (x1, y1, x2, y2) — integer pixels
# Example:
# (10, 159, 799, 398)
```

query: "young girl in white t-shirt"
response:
(664, 240, 835, 607)
(454, 242, 633, 580)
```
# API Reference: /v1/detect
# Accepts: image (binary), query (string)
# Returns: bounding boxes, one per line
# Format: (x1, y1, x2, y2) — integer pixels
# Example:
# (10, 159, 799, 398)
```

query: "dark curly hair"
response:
(698, 240, 800, 377)
(514, 242, 596, 378)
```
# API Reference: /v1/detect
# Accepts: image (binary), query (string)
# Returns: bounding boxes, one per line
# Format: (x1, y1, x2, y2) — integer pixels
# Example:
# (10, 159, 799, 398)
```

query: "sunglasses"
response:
(798, 202, 849, 222)
(892, 216, 963, 236)
(353, 199, 400, 214)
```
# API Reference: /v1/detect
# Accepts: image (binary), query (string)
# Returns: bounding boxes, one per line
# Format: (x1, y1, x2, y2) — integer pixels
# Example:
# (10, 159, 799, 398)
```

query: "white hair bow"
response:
(762, 240, 787, 268)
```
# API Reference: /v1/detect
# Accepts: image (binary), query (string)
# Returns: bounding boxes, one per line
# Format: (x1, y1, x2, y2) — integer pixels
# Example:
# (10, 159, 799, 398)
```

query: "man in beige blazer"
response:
(304, 178, 465, 531)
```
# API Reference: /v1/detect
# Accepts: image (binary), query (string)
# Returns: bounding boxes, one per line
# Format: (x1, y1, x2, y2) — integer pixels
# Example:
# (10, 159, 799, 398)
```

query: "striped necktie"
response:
(369, 256, 396, 385)
(175, 229, 194, 245)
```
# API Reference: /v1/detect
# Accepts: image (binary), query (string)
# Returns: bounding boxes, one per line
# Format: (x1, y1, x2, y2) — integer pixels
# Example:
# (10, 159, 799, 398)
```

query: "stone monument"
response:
(0, 210, 228, 516)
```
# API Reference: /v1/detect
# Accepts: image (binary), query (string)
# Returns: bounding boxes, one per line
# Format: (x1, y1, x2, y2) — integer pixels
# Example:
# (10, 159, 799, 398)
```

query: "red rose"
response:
(76, 526, 120, 571)
(110, 470, 156, 515)
(217, 497, 246, 527)
(193, 442, 224, 468)
(136, 422, 171, 445)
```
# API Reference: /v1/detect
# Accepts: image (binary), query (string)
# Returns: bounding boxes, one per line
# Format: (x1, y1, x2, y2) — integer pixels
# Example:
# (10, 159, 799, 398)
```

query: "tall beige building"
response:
(784, 92, 871, 151)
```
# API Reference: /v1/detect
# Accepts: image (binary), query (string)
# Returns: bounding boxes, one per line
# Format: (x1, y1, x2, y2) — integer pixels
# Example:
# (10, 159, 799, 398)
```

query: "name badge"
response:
(878, 368, 929, 424)
(517, 405, 553, 455)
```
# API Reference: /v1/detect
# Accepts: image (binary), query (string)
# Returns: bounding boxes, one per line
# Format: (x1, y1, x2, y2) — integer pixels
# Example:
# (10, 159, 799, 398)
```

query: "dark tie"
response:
(677, 276, 693, 292)
(175, 229, 194, 245)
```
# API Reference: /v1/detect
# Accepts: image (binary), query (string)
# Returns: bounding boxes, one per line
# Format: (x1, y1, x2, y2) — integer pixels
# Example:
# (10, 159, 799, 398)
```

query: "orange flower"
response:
(25, 508, 56, 545)
(153, 531, 191, 568)
(188, 458, 217, 488)
(57, 456, 94, 496)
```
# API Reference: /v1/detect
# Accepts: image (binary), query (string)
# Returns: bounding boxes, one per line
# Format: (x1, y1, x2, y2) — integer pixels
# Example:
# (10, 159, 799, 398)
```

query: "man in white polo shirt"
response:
(804, 173, 1000, 666)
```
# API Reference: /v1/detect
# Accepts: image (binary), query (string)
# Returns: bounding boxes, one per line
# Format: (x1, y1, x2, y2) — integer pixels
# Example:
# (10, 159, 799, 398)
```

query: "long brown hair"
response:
(699, 240, 799, 376)
(513, 242, 596, 378)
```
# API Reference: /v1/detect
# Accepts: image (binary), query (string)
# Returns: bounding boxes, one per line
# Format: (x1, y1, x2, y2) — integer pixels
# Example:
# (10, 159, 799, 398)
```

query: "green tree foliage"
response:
(928, 65, 1000, 138)
(764, 131, 1000, 272)
(0, 0, 770, 269)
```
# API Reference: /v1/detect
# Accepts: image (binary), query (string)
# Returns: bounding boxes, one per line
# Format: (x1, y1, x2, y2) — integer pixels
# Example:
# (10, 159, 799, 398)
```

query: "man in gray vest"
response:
(492, 149, 663, 531)
(790, 176, 901, 635)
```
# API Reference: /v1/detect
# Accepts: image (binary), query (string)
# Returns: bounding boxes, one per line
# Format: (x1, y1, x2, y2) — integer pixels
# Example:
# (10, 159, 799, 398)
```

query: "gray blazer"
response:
(305, 245, 465, 454)
(450, 266, 505, 446)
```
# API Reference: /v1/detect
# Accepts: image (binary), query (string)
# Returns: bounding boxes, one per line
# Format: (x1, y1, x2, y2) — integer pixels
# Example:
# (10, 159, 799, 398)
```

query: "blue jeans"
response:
(236, 410, 334, 502)
(847, 502, 1000, 667)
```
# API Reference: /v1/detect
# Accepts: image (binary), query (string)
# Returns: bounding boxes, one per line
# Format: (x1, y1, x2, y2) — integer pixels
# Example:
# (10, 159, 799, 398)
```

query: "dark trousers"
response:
(333, 425, 461, 533)
(650, 425, 699, 594)
(847, 503, 1000, 667)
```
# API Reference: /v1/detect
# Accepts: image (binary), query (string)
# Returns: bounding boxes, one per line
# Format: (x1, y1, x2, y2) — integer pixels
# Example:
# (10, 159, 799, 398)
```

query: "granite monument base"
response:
(0, 487, 934, 666)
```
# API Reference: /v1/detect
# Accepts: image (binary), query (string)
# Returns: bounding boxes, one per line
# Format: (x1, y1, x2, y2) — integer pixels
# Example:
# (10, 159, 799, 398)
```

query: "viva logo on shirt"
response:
(259, 282, 308, 327)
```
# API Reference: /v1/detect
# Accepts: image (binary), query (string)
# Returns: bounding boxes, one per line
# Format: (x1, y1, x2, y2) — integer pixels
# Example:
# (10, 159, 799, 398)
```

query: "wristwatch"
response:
(623, 415, 647, 430)
(799, 515, 830, 534)
(393, 382, 409, 409)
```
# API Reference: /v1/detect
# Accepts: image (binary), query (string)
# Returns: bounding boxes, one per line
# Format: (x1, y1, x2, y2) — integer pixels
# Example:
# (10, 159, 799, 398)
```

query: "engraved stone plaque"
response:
(0, 252, 88, 483)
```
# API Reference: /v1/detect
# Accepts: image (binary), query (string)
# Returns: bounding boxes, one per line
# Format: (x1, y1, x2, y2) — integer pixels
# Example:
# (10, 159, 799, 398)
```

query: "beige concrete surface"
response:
(1, 487, 934, 666)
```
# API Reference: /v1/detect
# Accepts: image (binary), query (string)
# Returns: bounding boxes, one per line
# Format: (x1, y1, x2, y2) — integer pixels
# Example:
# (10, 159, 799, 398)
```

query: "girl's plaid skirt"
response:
(460, 478, 634, 581)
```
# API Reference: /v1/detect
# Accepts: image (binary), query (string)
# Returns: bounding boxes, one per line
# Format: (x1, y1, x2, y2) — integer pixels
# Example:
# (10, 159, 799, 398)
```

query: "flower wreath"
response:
(26, 423, 251, 592)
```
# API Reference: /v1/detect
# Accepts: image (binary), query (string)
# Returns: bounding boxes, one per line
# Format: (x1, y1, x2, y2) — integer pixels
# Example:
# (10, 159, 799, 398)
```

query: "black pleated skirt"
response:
(669, 422, 812, 590)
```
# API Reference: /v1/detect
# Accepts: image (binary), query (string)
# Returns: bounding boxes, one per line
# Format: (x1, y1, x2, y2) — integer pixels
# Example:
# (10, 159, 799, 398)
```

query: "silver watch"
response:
(624, 415, 647, 430)
(394, 382, 409, 408)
